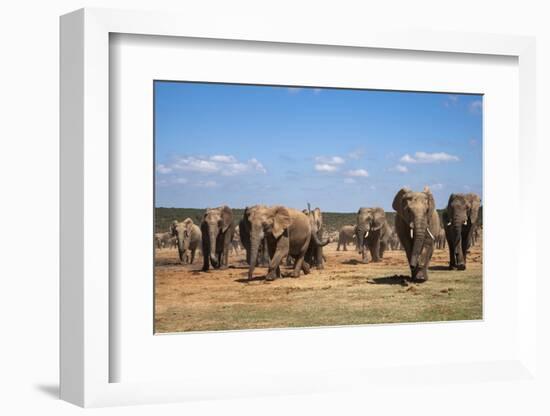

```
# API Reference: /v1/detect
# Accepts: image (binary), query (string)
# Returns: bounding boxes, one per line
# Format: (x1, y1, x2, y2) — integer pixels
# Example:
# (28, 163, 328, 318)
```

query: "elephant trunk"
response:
(208, 229, 219, 268)
(452, 221, 464, 264)
(410, 221, 426, 268)
(177, 237, 186, 263)
(312, 231, 329, 247)
(248, 230, 263, 279)
(356, 226, 366, 254)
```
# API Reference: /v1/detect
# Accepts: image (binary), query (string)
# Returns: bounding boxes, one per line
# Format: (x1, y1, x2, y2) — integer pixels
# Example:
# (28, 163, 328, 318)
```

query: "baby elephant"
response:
(392, 186, 441, 281)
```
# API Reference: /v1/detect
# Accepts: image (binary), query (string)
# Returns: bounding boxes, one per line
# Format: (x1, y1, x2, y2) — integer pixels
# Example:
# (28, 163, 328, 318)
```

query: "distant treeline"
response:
(155, 206, 482, 234)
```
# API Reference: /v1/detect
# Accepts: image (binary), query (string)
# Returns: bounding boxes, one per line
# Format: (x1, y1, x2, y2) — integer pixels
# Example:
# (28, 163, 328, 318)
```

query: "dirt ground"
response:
(154, 241, 482, 333)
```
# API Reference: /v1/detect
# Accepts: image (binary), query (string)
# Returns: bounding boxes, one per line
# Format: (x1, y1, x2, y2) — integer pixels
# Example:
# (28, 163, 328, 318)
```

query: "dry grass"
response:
(154, 241, 482, 333)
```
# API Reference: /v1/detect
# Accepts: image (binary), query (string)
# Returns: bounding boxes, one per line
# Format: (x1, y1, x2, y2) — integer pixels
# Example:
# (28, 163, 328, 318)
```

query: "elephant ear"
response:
(270, 206, 291, 238)
(392, 188, 410, 215)
(466, 194, 481, 225)
(220, 205, 233, 232)
(170, 220, 178, 236)
(314, 208, 322, 227)
(372, 208, 386, 231)
(423, 186, 436, 214)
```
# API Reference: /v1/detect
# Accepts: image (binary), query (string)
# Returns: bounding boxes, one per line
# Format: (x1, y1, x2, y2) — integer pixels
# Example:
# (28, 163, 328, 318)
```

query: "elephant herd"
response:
(159, 188, 481, 282)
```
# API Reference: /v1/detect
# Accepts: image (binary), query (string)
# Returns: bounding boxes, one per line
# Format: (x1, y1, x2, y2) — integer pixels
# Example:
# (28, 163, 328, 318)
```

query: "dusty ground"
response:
(154, 241, 482, 333)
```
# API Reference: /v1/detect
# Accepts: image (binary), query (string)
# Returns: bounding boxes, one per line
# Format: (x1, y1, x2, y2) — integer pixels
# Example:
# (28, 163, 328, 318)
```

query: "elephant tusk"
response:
(426, 228, 435, 240)
(447, 222, 451, 226)
(364, 231, 369, 238)
(463, 220, 468, 226)
(410, 228, 414, 239)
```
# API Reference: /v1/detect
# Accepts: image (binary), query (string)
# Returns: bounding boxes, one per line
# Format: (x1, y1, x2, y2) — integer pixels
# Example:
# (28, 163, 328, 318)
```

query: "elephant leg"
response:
(190, 248, 195, 264)
(343, 242, 347, 251)
(337, 241, 340, 251)
(414, 241, 433, 281)
(301, 259, 311, 275)
(315, 245, 324, 270)
(266, 238, 286, 281)
(448, 240, 456, 270)
(292, 256, 306, 278)
(371, 237, 381, 262)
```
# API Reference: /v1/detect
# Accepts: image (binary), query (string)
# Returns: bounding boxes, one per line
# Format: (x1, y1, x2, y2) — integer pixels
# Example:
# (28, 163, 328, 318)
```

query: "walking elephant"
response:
(444, 193, 481, 270)
(245, 205, 312, 280)
(200, 205, 235, 271)
(356, 207, 389, 263)
(392, 187, 441, 281)
(337, 225, 356, 251)
(156, 231, 176, 249)
(239, 205, 270, 267)
(303, 206, 330, 269)
(171, 217, 202, 264)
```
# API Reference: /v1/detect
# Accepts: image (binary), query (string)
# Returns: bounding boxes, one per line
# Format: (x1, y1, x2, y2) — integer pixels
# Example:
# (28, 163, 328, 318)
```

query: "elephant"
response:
(303, 206, 330, 269)
(246, 205, 312, 280)
(154, 233, 164, 249)
(356, 207, 389, 263)
(200, 205, 235, 271)
(239, 206, 270, 267)
(389, 229, 402, 250)
(171, 217, 202, 264)
(379, 222, 392, 257)
(444, 193, 481, 270)
(337, 225, 356, 251)
(230, 225, 242, 255)
(436, 228, 446, 250)
(392, 187, 441, 281)
(156, 231, 176, 249)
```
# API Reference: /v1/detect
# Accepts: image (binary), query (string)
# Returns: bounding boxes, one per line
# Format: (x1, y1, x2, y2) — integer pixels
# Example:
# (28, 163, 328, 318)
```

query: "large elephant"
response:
(337, 225, 356, 251)
(171, 217, 202, 264)
(200, 205, 235, 271)
(303, 206, 330, 269)
(246, 205, 312, 280)
(356, 207, 388, 263)
(392, 187, 441, 281)
(444, 193, 481, 270)
(239, 205, 270, 267)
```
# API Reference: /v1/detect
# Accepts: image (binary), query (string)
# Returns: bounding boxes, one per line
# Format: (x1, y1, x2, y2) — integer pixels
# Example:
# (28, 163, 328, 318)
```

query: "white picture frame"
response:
(60, 7, 537, 408)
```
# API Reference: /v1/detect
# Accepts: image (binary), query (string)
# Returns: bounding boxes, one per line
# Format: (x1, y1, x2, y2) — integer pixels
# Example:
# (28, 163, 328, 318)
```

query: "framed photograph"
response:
(60, 8, 537, 408)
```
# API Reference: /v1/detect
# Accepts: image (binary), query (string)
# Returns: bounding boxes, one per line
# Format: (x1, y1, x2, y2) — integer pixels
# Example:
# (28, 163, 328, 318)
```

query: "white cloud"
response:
(469, 100, 482, 114)
(430, 183, 444, 190)
(400, 152, 460, 164)
(210, 155, 237, 163)
(346, 169, 369, 177)
(287, 87, 302, 94)
(196, 180, 218, 188)
(315, 163, 339, 172)
(248, 158, 267, 174)
(312, 88, 322, 94)
(314, 155, 345, 165)
(348, 149, 365, 160)
(156, 164, 172, 174)
(174, 177, 188, 184)
(400, 154, 417, 163)
(394, 164, 409, 173)
(164, 154, 267, 176)
(343, 178, 356, 184)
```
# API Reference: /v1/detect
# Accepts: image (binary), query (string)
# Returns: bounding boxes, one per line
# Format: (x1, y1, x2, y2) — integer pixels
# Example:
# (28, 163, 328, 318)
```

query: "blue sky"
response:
(155, 81, 482, 212)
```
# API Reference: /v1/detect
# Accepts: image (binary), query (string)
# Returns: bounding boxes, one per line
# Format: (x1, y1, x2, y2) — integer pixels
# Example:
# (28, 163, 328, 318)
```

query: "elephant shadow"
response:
(235, 276, 267, 283)
(367, 275, 411, 286)
(341, 259, 363, 265)
(428, 265, 450, 271)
